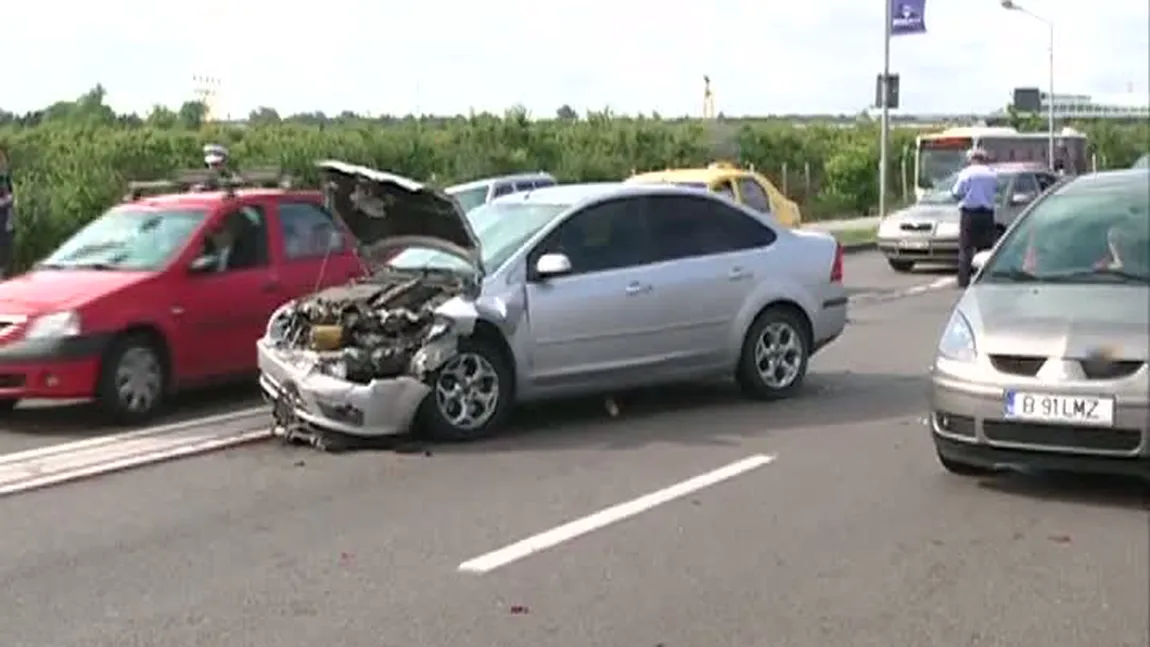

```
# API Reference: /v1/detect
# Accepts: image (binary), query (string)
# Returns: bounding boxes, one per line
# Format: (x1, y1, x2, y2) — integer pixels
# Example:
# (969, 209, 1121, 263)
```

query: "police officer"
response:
(950, 148, 998, 288)
(0, 150, 16, 278)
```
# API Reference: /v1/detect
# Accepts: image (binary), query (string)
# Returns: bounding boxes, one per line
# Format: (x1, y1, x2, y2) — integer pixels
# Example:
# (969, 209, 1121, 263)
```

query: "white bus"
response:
(914, 126, 1088, 199)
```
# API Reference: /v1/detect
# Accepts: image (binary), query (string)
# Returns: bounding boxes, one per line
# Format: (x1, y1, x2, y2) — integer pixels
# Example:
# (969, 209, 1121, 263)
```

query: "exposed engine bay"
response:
(272, 268, 472, 384)
(258, 160, 490, 449)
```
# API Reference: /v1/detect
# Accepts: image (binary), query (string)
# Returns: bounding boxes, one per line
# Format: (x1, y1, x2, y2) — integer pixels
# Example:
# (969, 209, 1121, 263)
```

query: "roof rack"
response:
(122, 166, 295, 201)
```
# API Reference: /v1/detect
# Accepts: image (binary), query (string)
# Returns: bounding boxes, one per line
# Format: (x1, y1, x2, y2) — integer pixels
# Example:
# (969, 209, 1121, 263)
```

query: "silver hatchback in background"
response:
(445, 172, 557, 213)
(877, 163, 1059, 273)
(258, 163, 848, 448)
(930, 170, 1150, 479)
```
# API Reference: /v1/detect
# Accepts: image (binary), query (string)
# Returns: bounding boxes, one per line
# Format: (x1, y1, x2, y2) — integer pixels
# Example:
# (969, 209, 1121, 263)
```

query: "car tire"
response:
(417, 335, 514, 442)
(95, 333, 168, 426)
(888, 259, 914, 273)
(937, 450, 995, 477)
(736, 306, 810, 401)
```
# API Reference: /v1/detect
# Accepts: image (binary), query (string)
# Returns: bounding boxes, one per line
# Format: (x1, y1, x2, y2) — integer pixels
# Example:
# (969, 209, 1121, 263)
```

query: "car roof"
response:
(626, 167, 741, 184)
(491, 182, 725, 208)
(122, 188, 319, 210)
(988, 162, 1049, 173)
(446, 172, 557, 193)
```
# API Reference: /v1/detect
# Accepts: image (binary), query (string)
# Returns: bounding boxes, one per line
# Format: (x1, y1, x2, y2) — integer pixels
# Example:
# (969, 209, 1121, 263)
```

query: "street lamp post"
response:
(1001, 0, 1056, 169)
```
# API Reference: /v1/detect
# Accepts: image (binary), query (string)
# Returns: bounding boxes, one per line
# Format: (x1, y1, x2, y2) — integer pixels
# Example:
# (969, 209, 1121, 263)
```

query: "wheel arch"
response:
(104, 323, 174, 392)
(471, 319, 516, 394)
(746, 299, 814, 351)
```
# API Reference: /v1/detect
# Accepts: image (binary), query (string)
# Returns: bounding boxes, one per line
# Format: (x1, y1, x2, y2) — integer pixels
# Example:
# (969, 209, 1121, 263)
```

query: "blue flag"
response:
(890, 0, 927, 36)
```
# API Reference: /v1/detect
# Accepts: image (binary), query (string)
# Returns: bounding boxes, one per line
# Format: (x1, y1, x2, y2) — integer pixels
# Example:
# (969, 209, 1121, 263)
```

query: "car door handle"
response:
(624, 282, 652, 296)
(728, 267, 752, 281)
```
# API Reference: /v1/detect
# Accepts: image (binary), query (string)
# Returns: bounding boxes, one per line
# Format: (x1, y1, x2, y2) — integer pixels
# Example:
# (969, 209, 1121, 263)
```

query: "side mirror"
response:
(534, 253, 572, 279)
(188, 254, 217, 273)
(971, 250, 992, 272)
(1009, 193, 1035, 206)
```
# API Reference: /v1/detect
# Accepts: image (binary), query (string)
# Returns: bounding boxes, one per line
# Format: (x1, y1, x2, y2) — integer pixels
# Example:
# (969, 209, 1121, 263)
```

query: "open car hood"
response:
(317, 161, 483, 276)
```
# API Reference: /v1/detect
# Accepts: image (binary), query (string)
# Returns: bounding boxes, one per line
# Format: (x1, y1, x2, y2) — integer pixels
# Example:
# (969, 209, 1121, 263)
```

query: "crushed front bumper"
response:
(257, 338, 430, 439)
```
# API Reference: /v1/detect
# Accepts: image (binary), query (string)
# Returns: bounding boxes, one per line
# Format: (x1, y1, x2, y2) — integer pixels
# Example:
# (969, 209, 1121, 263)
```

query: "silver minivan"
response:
(446, 172, 558, 212)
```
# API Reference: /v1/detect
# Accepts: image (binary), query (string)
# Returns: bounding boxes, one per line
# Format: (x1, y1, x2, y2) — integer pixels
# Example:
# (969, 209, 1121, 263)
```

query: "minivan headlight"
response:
(25, 311, 81, 339)
(938, 310, 977, 362)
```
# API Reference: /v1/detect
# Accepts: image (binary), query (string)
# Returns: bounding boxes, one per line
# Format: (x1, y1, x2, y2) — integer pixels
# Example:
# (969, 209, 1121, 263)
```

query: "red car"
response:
(0, 180, 364, 423)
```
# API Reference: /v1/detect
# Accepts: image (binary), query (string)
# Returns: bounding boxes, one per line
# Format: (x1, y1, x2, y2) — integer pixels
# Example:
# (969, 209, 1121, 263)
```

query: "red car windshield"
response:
(40, 207, 207, 271)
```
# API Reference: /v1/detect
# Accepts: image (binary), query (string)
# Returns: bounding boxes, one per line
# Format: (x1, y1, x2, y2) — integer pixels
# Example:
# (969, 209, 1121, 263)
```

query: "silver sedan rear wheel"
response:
(754, 322, 804, 390)
(737, 307, 810, 400)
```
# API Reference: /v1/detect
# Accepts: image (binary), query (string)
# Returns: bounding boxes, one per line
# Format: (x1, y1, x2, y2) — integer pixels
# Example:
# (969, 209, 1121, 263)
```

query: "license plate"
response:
(1004, 391, 1115, 427)
(899, 239, 929, 249)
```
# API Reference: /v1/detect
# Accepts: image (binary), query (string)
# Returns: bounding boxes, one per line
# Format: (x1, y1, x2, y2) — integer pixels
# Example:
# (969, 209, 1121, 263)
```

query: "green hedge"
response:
(1, 114, 1146, 272)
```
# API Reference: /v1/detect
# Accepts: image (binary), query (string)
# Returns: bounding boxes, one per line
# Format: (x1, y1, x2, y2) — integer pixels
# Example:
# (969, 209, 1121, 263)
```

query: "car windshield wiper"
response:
(1042, 267, 1150, 284)
(982, 267, 1041, 282)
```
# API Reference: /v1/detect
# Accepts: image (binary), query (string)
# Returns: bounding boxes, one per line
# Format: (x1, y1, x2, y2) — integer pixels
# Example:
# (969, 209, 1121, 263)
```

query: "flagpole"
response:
(879, 0, 892, 220)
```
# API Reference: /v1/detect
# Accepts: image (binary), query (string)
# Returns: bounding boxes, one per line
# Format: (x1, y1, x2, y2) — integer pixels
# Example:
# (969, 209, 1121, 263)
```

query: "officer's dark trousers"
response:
(957, 207, 996, 287)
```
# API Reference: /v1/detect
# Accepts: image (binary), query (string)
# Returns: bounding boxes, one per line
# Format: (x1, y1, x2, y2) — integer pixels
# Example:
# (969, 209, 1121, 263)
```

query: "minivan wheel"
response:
(888, 259, 914, 273)
(96, 334, 168, 426)
(736, 307, 810, 401)
(417, 336, 513, 442)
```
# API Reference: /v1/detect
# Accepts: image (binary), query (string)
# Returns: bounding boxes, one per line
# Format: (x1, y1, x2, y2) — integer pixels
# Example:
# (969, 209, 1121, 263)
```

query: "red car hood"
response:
(0, 270, 152, 315)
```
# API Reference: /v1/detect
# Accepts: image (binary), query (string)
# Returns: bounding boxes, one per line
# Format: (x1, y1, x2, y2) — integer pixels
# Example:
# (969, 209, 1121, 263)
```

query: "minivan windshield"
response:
(39, 207, 206, 271)
(981, 174, 1149, 285)
(388, 202, 569, 274)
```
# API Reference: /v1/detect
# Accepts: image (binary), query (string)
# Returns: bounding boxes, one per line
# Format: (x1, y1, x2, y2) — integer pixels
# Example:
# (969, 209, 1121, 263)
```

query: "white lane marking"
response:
(0, 425, 271, 497)
(0, 406, 267, 466)
(458, 454, 776, 574)
(849, 276, 956, 304)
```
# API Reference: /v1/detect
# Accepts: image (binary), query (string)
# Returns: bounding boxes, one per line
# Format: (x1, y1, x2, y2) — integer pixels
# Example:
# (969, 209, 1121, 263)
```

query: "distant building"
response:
(1003, 89, 1149, 120)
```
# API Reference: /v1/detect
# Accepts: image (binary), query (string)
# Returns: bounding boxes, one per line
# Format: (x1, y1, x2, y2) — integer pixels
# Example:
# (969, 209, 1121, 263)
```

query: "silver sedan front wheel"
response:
(419, 336, 514, 442)
(434, 352, 501, 431)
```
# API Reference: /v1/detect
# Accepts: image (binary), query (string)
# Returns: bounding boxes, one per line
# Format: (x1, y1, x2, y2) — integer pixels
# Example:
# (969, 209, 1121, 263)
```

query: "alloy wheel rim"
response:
(754, 322, 804, 389)
(434, 352, 500, 430)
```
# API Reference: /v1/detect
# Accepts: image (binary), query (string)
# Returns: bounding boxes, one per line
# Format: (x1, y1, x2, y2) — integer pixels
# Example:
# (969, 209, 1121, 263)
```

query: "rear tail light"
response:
(830, 242, 844, 283)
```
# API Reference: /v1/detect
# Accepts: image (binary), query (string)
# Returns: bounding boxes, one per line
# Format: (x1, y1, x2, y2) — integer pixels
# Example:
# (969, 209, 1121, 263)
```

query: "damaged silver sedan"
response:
(258, 161, 849, 448)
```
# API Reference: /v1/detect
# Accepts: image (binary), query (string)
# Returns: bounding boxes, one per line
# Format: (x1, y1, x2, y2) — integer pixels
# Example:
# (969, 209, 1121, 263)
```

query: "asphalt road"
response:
(2, 283, 1146, 647)
(0, 250, 954, 456)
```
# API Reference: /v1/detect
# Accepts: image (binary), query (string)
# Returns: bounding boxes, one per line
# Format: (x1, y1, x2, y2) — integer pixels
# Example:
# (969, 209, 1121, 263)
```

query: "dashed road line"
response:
(849, 276, 956, 305)
(458, 454, 776, 574)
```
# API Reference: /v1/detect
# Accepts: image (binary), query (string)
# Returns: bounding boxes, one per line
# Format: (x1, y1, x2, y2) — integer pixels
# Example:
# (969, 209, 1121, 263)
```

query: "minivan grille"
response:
(990, 355, 1045, 377)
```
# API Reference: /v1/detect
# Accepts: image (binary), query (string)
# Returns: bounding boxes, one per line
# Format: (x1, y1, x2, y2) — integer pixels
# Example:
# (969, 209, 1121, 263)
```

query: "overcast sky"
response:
(5, 0, 1148, 118)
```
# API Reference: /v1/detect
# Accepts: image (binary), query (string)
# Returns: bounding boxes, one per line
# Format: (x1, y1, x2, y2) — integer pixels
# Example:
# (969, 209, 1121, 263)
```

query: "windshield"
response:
(388, 202, 569, 274)
(40, 207, 206, 271)
(448, 186, 490, 213)
(981, 176, 1150, 284)
(918, 145, 971, 189)
(919, 171, 1011, 205)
